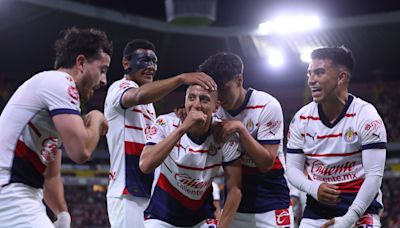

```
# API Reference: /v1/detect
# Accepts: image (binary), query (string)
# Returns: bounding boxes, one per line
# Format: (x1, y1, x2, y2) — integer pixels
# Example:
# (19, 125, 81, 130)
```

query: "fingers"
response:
(318, 183, 341, 204)
(183, 72, 217, 91)
(321, 219, 335, 228)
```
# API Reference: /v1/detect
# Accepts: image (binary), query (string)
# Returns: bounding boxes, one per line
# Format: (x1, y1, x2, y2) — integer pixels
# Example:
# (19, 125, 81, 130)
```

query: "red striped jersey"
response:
(287, 95, 387, 217)
(0, 71, 81, 188)
(144, 113, 241, 226)
(104, 77, 156, 198)
(215, 88, 290, 213)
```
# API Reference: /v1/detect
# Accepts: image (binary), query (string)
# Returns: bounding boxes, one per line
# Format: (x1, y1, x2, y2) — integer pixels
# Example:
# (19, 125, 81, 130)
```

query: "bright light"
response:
(300, 49, 313, 63)
(258, 15, 321, 35)
(268, 49, 284, 67)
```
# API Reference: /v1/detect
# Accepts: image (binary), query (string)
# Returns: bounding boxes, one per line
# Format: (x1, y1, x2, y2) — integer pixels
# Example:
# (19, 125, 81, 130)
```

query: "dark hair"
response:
(311, 46, 354, 75)
(54, 27, 113, 69)
(198, 52, 243, 87)
(123, 39, 156, 59)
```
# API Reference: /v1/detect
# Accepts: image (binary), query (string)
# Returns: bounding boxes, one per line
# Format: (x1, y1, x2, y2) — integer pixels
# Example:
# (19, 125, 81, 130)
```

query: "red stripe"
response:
(305, 150, 361, 157)
(174, 161, 221, 171)
(345, 113, 356, 117)
(245, 105, 265, 109)
(157, 173, 211, 210)
(125, 125, 143, 131)
(300, 115, 320, 120)
(124, 141, 145, 156)
(146, 109, 154, 116)
(317, 133, 342, 139)
(28, 122, 42, 137)
(188, 148, 208, 153)
(15, 140, 46, 173)
(242, 157, 283, 174)
(132, 108, 152, 121)
(336, 178, 364, 193)
(172, 124, 179, 128)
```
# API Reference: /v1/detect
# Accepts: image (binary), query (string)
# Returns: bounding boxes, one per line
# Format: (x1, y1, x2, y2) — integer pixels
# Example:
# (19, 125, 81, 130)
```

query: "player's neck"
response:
(321, 92, 349, 123)
(188, 119, 211, 137)
(231, 87, 248, 110)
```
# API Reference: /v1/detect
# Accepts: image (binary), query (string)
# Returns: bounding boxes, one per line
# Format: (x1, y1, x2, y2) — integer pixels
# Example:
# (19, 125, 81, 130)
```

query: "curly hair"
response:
(198, 52, 243, 87)
(54, 27, 113, 69)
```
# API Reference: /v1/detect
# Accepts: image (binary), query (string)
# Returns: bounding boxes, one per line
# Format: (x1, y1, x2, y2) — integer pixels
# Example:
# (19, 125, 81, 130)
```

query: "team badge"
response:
(246, 119, 254, 131)
(156, 118, 166, 126)
(275, 208, 290, 226)
(344, 127, 358, 143)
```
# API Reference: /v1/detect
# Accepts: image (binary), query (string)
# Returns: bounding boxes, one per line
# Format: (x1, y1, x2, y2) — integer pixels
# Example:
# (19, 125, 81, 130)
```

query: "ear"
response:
(337, 71, 348, 86)
(213, 100, 220, 113)
(76, 54, 86, 72)
(122, 58, 129, 70)
(236, 74, 243, 87)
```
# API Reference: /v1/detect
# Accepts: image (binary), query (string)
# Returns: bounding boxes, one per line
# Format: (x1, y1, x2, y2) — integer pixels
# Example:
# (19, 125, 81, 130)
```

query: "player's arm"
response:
(43, 150, 71, 228)
(322, 148, 386, 228)
(140, 110, 207, 173)
(53, 110, 108, 164)
(218, 159, 242, 228)
(122, 72, 217, 107)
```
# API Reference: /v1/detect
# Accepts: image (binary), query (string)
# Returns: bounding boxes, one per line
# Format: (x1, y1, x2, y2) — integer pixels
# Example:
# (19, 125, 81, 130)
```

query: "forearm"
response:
(218, 187, 241, 228)
(286, 153, 320, 200)
(124, 75, 183, 107)
(238, 127, 276, 170)
(140, 126, 186, 173)
(44, 175, 68, 214)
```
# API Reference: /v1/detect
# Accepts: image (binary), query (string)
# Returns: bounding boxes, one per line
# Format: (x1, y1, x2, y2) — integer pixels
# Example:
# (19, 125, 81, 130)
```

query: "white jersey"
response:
(287, 95, 387, 219)
(0, 71, 81, 188)
(105, 77, 156, 198)
(215, 88, 290, 213)
(144, 113, 241, 227)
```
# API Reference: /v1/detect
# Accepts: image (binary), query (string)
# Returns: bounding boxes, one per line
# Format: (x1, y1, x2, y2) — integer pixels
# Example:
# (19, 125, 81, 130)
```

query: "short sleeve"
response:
(286, 113, 305, 154)
(257, 99, 284, 145)
(358, 104, 387, 150)
(40, 74, 81, 116)
(108, 79, 138, 110)
(221, 134, 242, 165)
(145, 116, 169, 145)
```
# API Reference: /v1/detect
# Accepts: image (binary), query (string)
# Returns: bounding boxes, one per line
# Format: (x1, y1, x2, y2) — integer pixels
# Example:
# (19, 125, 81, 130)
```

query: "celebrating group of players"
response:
(0, 27, 387, 228)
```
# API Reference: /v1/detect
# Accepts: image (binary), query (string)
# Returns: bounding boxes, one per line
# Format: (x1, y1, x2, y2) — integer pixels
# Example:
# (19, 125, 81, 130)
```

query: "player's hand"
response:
(181, 110, 207, 131)
(173, 104, 187, 122)
(213, 120, 243, 143)
(180, 72, 217, 91)
(317, 183, 340, 205)
(53, 211, 71, 228)
(84, 110, 108, 136)
(321, 209, 359, 228)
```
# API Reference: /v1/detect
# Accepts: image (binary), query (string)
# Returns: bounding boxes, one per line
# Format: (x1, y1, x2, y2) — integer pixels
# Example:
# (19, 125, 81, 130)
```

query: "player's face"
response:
(79, 51, 110, 102)
(307, 59, 341, 103)
(185, 85, 218, 120)
(217, 77, 241, 111)
(127, 49, 158, 86)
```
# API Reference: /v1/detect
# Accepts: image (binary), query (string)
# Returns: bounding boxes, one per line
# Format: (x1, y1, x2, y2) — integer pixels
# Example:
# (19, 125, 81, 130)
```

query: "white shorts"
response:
(107, 194, 149, 228)
(299, 213, 381, 228)
(0, 183, 54, 228)
(230, 207, 295, 228)
(144, 218, 218, 228)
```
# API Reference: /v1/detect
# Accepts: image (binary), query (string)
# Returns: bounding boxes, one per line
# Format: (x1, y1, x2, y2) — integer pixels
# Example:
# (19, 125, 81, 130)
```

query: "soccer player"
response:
(0, 27, 112, 227)
(139, 84, 242, 228)
(286, 47, 387, 228)
(198, 52, 294, 227)
(104, 39, 216, 228)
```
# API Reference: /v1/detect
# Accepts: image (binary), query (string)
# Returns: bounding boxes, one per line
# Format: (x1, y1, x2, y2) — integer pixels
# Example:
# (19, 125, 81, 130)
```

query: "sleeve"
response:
(257, 98, 284, 145)
(212, 182, 220, 201)
(108, 80, 138, 110)
(40, 74, 80, 116)
(358, 104, 387, 150)
(145, 116, 169, 145)
(221, 134, 242, 165)
(286, 113, 304, 154)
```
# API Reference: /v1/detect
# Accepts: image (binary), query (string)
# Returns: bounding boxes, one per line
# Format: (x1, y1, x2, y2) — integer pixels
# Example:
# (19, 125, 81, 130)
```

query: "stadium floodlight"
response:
(300, 48, 313, 63)
(258, 15, 321, 35)
(267, 49, 284, 67)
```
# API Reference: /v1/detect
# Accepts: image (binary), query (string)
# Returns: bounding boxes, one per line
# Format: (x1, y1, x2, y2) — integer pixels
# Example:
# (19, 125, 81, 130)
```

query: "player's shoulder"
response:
(351, 95, 377, 111)
(249, 88, 279, 104)
(32, 70, 74, 85)
(155, 112, 180, 126)
(293, 101, 318, 119)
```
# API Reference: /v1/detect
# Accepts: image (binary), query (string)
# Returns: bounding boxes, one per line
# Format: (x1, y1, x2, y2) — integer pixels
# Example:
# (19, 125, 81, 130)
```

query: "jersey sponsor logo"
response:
(174, 173, 212, 196)
(344, 127, 358, 143)
(275, 208, 290, 226)
(310, 160, 358, 182)
(119, 81, 130, 89)
(40, 137, 58, 162)
(364, 119, 384, 131)
(67, 85, 79, 104)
